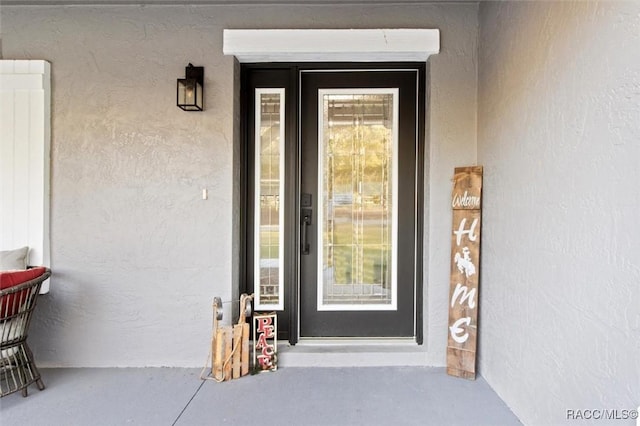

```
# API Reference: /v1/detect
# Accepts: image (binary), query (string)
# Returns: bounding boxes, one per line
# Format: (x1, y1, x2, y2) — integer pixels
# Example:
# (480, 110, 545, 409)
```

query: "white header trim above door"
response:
(223, 29, 440, 62)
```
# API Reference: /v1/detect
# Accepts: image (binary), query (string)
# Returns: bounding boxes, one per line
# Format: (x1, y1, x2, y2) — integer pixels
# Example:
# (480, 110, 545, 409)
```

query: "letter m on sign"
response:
(446, 166, 482, 380)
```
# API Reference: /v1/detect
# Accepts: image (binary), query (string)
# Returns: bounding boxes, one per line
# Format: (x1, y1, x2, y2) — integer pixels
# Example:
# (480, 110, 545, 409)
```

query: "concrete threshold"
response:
(278, 339, 429, 367)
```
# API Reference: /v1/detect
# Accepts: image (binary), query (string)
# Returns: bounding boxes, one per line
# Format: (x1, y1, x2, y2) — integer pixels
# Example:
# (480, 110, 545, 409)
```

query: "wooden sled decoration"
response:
(211, 294, 253, 382)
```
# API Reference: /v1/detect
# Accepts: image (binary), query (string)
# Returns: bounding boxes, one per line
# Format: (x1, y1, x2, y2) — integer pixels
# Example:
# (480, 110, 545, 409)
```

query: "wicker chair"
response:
(0, 267, 51, 397)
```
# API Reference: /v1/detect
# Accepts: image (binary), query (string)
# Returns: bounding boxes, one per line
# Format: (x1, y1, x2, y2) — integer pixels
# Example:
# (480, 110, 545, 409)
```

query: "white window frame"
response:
(254, 88, 286, 311)
(316, 88, 399, 311)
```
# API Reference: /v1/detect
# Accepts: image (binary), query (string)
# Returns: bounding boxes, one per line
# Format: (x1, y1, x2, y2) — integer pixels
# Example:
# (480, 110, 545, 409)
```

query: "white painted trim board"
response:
(0, 60, 51, 293)
(223, 29, 440, 62)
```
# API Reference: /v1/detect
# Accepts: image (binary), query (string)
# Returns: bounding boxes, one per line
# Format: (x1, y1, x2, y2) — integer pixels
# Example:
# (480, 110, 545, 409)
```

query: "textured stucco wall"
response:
(478, 1, 640, 424)
(1, 4, 478, 367)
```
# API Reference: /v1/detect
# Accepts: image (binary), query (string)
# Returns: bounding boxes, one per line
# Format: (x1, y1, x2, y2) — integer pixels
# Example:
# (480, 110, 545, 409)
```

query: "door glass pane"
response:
(317, 89, 398, 311)
(255, 89, 285, 310)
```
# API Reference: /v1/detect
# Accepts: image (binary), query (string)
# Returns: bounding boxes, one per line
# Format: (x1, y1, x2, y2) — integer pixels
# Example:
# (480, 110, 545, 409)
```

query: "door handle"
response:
(301, 208, 312, 255)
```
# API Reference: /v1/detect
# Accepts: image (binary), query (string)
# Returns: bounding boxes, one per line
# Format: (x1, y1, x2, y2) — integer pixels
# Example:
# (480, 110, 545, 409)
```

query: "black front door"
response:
(299, 69, 420, 338)
(242, 65, 424, 341)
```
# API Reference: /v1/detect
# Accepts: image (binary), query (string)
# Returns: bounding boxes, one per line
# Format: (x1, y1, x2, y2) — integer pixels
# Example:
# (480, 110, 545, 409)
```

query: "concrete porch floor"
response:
(1, 367, 520, 425)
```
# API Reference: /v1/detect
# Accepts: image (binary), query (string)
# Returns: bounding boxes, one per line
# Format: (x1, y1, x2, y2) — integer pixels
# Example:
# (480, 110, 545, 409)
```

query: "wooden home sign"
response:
(446, 166, 482, 380)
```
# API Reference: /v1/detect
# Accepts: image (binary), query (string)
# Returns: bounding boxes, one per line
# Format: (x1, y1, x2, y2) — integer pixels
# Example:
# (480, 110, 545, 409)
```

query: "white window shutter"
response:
(0, 60, 51, 293)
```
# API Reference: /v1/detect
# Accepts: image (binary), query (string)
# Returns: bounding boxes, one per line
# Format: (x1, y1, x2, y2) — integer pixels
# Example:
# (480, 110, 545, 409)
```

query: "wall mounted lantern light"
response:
(177, 63, 204, 111)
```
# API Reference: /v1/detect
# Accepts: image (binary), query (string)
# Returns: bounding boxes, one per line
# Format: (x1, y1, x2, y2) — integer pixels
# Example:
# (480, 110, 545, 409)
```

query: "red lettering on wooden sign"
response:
(253, 313, 277, 372)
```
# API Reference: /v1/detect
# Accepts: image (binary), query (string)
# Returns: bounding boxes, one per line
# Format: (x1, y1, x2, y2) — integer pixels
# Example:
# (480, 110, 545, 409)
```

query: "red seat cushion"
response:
(0, 267, 46, 318)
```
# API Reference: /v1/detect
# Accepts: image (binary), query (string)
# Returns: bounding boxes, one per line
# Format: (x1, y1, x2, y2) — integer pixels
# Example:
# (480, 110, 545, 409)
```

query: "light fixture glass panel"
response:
(195, 80, 203, 110)
(177, 78, 203, 111)
(254, 89, 285, 310)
